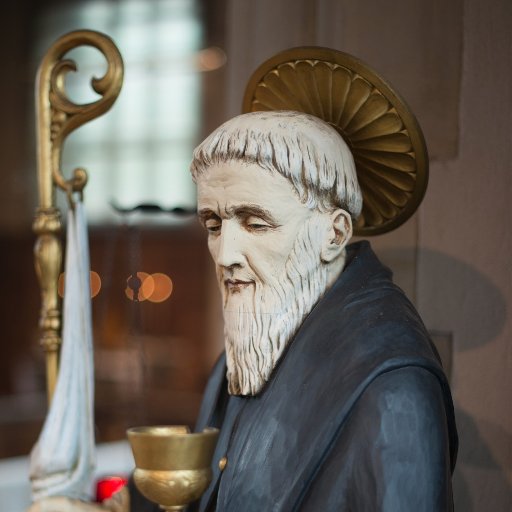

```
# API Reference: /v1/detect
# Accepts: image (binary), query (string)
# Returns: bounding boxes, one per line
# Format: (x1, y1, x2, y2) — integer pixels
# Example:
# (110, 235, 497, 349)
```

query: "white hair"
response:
(190, 111, 363, 219)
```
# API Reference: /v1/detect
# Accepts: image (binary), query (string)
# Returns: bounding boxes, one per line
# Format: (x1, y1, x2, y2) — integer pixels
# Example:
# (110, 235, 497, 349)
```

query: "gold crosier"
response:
(33, 30, 123, 403)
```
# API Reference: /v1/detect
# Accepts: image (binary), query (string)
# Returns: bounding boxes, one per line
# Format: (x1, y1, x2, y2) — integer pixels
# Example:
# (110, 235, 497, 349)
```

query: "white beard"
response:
(221, 217, 330, 395)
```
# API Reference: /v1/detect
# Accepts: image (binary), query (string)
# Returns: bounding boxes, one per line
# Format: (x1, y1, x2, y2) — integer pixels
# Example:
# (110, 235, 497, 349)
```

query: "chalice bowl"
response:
(127, 425, 219, 511)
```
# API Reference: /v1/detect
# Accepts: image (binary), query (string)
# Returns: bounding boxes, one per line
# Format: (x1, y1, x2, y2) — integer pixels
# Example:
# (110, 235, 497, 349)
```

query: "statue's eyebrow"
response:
(227, 204, 280, 227)
(198, 208, 219, 225)
(198, 205, 280, 227)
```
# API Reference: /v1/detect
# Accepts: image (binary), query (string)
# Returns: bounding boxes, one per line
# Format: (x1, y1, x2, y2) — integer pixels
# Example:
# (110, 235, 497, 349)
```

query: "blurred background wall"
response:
(0, 0, 510, 510)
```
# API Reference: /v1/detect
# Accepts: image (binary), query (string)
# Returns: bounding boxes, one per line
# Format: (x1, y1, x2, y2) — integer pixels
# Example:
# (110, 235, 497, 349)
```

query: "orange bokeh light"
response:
(58, 271, 102, 299)
(90, 271, 101, 298)
(125, 272, 155, 301)
(147, 273, 173, 303)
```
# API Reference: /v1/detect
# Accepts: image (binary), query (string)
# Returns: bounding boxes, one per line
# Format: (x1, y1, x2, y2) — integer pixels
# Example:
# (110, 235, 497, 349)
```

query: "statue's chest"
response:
(204, 374, 349, 512)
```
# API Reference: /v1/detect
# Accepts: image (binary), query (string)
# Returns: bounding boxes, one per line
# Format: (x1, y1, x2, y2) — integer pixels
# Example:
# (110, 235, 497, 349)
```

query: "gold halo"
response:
(242, 47, 428, 236)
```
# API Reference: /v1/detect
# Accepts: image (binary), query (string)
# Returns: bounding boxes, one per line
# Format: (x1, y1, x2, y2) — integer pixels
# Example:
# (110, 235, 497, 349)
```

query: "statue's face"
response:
(196, 159, 347, 395)
(197, 161, 314, 309)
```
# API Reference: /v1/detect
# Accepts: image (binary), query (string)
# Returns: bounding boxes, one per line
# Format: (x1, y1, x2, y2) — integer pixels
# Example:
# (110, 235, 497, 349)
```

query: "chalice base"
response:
(134, 467, 211, 511)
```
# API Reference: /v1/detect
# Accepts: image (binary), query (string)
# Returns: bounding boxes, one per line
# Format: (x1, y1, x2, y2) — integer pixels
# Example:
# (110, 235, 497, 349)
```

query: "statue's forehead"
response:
(196, 161, 307, 216)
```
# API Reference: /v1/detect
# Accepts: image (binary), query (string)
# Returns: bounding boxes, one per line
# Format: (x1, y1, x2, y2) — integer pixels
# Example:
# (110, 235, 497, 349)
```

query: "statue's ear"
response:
(320, 209, 352, 263)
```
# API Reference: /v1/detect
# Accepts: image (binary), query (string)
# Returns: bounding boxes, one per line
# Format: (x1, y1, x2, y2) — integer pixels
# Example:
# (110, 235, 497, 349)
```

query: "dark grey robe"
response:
(130, 241, 457, 511)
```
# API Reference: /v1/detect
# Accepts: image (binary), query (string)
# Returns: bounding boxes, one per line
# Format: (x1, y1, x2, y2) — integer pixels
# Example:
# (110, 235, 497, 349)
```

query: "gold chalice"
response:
(127, 425, 219, 511)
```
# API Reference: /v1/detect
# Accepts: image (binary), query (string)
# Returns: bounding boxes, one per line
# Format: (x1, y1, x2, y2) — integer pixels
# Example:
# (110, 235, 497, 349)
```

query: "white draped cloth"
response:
(29, 200, 96, 500)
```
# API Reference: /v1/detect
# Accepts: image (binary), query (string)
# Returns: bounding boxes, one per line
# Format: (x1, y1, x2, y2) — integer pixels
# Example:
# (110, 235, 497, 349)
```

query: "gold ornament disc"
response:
(242, 47, 428, 236)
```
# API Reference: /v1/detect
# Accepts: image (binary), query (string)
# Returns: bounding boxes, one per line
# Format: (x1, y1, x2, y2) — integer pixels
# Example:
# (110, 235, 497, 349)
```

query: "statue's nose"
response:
(216, 220, 245, 268)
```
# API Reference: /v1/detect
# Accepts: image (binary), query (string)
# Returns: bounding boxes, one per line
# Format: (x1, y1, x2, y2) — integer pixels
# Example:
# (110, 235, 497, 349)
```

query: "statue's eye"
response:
(246, 216, 271, 231)
(205, 219, 221, 233)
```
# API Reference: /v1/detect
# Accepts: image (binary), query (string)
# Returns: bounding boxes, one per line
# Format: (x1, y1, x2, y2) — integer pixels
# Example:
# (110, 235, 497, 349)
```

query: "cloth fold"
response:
(29, 200, 96, 500)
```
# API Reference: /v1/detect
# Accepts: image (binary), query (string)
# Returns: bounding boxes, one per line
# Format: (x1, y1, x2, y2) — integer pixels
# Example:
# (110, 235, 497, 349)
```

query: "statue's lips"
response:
(225, 279, 254, 292)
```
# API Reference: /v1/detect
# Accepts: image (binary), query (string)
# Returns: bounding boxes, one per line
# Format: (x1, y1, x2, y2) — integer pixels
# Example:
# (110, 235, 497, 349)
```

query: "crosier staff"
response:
(33, 29, 123, 403)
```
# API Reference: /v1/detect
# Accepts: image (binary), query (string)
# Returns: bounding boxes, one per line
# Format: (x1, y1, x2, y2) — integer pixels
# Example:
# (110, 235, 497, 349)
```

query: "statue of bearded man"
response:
(166, 110, 455, 511)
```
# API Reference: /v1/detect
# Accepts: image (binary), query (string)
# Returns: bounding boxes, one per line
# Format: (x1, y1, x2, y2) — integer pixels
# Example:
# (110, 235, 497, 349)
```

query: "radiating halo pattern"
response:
(243, 50, 428, 236)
